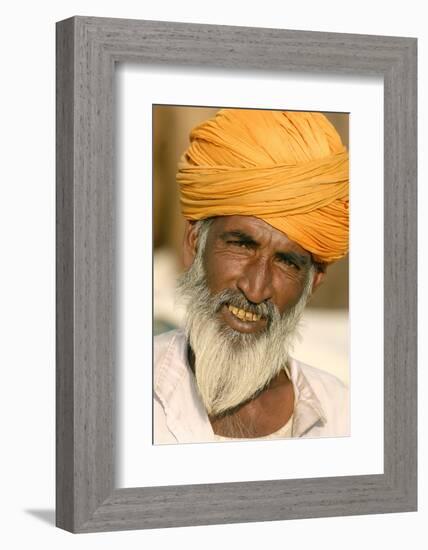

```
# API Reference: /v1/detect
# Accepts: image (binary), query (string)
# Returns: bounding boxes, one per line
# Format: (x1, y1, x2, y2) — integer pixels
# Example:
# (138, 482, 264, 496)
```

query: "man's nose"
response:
(236, 256, 273, 304)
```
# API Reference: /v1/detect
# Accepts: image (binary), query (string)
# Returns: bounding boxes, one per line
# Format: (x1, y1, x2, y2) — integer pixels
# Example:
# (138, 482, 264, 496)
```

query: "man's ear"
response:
(182, 220, 200, 269)
(311, 266, 326, 294)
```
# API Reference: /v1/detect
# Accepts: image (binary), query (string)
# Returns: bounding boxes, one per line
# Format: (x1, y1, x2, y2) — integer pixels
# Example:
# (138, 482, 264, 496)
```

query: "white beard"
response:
(176, 222, 314, 417)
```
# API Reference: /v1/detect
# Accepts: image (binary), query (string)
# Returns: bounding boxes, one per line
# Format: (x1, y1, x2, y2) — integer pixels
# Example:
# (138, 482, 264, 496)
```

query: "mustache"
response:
(209, 289, 277, 321)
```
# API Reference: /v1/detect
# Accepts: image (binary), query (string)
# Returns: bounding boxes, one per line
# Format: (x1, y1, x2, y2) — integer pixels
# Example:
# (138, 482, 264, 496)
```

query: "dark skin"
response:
(183, 215, 325, 438)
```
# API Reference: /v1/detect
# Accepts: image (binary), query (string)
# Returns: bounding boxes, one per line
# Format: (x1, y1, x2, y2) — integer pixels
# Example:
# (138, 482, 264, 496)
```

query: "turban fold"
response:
(176, 109, 349, 263)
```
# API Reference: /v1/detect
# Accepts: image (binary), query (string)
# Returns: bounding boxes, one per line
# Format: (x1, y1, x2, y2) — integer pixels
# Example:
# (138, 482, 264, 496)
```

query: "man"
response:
(154, 109, 349, 444)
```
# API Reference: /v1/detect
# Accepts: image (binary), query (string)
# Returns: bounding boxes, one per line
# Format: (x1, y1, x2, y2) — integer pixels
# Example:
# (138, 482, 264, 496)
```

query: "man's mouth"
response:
(220, 303, 268, 334)
(226, 304, 262, 322)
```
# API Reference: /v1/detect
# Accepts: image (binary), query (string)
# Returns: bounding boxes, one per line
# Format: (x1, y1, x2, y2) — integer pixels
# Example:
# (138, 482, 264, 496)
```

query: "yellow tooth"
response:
(228, 305, 260, 321)
(229, 305, 240, 317)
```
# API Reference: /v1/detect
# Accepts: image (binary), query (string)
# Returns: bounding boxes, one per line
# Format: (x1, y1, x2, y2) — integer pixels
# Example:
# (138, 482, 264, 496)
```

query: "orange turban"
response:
(176, 109, 349, 263)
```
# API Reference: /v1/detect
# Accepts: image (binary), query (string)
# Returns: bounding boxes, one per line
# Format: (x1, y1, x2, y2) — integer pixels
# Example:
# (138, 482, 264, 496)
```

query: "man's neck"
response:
(209, 369, 294, 438)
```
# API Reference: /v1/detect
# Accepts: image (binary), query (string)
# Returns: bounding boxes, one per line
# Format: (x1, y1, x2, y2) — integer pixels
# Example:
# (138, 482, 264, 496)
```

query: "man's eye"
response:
(277, 256, 299, 269)
(227, 240, 250, 248)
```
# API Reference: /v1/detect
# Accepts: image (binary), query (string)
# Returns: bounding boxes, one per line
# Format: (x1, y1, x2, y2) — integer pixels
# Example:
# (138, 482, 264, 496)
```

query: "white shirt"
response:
(154, 329, 349, 444)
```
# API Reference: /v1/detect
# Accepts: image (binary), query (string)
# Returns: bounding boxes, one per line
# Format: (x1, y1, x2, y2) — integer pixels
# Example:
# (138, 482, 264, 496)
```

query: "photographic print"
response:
(153, 106, 350, 444)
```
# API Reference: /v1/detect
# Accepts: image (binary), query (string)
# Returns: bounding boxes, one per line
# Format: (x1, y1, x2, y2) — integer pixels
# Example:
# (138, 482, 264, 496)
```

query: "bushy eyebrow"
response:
(219, 230, 310, 268)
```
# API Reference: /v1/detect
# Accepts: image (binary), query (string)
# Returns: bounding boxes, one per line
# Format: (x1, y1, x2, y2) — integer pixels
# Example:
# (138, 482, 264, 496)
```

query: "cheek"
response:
(272, 273, 308, 312)
(203, 253, 244, 292)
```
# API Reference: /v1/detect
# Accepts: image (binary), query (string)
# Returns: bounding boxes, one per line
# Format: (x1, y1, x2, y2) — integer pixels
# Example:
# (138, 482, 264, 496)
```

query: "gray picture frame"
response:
(56, 16, 417, 533)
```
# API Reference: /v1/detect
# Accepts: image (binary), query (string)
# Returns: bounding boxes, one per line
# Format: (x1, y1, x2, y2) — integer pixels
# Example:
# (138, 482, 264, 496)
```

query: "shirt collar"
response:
(288, 357, 327, 436)
(155, 330, 214, 441)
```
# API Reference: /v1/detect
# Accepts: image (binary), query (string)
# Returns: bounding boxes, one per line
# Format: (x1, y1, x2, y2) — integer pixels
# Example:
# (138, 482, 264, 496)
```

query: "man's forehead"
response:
(209, 215, 311, 256)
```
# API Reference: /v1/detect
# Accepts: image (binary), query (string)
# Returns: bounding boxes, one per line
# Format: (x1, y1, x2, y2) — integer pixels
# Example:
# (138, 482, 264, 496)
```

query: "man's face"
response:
(185, 215, 318, 336)
(179, 215, 324, 417)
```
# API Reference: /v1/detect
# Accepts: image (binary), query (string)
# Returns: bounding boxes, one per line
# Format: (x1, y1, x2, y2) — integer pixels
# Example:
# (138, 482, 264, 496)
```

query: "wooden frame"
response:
(56, 16, 417, 533)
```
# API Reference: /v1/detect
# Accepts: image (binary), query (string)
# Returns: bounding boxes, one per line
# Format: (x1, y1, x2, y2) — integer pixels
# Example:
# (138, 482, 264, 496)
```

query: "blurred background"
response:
(153, 106, 349, 384)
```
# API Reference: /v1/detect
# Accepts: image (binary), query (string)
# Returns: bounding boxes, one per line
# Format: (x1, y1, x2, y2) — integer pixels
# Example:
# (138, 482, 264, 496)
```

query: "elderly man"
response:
(154, 109, 349, 444)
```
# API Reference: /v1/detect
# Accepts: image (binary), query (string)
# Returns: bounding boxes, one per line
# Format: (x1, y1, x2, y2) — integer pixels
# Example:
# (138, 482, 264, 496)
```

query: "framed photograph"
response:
(56, 16, 417, 532)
